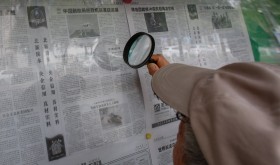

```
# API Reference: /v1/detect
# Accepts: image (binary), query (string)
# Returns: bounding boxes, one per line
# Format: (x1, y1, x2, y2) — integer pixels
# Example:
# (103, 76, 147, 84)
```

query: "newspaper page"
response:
(183, 3, 254, 68)
(0, 5, 43, 165)
(125, 4, 189, 165)
(0, 3, 151, 165)
(125, 1, 253, 164)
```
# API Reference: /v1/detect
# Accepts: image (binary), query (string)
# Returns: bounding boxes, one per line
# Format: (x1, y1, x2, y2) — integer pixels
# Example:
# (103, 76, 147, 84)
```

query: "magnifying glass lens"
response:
(128, 35, 152, 66)
(123, 32, 155, 69)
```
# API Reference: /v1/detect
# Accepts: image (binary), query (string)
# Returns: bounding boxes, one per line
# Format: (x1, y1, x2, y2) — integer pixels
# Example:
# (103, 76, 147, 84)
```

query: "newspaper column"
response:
(27, 5, 66, 162)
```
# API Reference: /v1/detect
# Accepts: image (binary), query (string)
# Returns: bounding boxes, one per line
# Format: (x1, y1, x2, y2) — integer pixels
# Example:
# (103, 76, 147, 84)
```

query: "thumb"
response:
(147, 63, 159, 76)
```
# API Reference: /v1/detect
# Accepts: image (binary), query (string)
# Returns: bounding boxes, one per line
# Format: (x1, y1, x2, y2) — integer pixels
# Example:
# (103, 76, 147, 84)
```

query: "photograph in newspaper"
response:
(187, 4, 198, 20)
(67, 14, 100, 38)
(211, 12, 232, 29)
(99, 105, 123, 130)
(144, 12, 168, 33)
(46, 134, 66, 161)
(27, 6, 48, 28)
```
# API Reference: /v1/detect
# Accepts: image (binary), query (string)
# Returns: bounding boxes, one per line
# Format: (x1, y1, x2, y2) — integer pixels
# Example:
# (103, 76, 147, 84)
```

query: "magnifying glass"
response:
(123, 32, 155, 68)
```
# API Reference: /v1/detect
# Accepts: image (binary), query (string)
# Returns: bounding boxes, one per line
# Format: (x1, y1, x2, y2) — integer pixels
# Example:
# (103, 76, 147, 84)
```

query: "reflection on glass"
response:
(94, 43, 122, 71)
(128, 35, 152, 66)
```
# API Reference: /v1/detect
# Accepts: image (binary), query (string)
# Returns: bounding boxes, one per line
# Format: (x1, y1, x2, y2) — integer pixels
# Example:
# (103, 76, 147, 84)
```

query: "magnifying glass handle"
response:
(148, 59, 156, 64)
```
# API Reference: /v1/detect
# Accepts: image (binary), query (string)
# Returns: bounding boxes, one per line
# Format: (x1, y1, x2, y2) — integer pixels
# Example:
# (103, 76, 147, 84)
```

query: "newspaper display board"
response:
(0, 0, 253, 165)
(125, 1, 253, 165)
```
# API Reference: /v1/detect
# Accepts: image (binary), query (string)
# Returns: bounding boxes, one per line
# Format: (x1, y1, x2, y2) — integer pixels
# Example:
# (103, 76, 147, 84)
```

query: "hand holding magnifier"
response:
(123, 32, 156, 68)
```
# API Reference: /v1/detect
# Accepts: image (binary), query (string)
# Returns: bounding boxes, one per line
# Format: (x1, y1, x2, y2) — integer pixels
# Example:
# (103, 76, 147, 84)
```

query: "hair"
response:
(183, 119, 208, 165)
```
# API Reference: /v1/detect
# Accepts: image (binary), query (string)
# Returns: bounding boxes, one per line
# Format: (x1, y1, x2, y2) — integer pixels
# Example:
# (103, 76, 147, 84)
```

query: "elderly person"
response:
(147, 55, 280, 165)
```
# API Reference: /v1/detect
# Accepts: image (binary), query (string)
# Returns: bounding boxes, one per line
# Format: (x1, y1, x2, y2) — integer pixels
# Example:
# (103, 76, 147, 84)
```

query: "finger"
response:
(151, 54, 169, 68)
(150, 54, 162, 62)
(147, 63, 159, 76)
